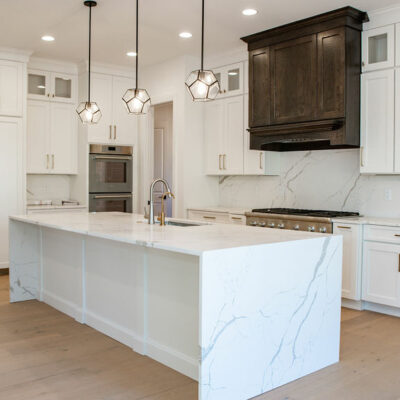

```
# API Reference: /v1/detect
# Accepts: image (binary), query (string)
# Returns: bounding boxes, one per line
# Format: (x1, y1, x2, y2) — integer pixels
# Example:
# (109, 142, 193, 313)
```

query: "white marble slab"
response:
(200, 235, 342, 400)
(332, 216, 400, 227)
(9, 212, 331, 256)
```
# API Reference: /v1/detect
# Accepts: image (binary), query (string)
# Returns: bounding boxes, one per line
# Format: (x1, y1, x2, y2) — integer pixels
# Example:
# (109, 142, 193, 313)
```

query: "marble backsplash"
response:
(219, 149, 400, 218)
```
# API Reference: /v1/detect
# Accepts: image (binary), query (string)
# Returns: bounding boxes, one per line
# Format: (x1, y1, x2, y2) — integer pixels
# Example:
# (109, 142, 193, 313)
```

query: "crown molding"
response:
(205, 46, 247, 69)
(0, 47, 32, 63)
(29, 57, 78, 74)
(364, 4, 400, 30)
(78, 60, 135, 78)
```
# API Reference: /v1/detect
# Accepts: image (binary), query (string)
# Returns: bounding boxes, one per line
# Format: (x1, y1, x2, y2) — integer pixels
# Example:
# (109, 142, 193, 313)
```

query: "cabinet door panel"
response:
(270, 35, 317, 124)
(249, 48, 270, 127)
(224, 96, 244, 175)
(394, 69, 400, 173)
(360, 70, 394, 173)
(362, 241, 400, 307)
(112, 76, 137, 145)
(333, 224, 361, 300)
(27, 100, 50, 173)
(87, 73, 113, 143)
(204, 100, 224, 175)
(51, 72, 76, 104)
(0, 60, 23, 117)
(317, 28, 345, 119)
(50, 103, 77, 174)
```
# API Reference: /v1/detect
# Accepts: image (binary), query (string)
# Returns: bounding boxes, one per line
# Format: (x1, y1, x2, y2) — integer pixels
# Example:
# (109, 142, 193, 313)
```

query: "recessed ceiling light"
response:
(41, 35, 55, 42)
(242, 9, 258, 16)
(179, 32, 192, 38)
(126, 51, 137, 57)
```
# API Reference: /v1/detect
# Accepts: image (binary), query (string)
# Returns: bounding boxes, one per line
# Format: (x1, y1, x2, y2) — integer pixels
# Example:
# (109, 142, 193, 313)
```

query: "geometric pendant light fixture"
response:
(76, 0, 102, 124)
(185, 0, 220, 101)
(122, 0, 151, 115)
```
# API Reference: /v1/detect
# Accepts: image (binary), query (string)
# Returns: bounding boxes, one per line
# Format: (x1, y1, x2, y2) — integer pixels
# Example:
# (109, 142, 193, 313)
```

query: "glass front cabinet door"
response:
(28, 70, 76, 103)
(362, 25, 394, 72)
(213, 62, 244, 98)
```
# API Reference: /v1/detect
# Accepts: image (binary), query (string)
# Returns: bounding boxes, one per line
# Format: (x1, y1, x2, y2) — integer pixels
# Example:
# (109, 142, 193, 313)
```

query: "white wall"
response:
(219, 149, 400, 218)
(139, 56, 219, 218)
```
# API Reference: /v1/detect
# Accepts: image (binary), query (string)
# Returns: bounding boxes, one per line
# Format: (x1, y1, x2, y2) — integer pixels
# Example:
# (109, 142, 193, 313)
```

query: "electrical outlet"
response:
(384, 188, 392, 201)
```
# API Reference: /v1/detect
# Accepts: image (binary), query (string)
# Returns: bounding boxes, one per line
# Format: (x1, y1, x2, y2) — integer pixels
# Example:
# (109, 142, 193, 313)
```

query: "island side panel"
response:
(199, 235, 342, 400)
(9, 220, 41, 302)
(84, 236, 146, 353)
(146, 247, 199, 380)
(41, 227, 84, 322)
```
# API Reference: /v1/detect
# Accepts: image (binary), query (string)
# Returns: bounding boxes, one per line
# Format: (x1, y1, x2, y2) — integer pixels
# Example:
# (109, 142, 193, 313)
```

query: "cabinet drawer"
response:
(187, 210, 230, 224)
(229, 214, 246, 225)
(364, 224, 400, 243)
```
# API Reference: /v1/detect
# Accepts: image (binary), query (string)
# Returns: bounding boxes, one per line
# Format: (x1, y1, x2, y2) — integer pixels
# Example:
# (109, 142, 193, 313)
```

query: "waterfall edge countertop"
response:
(10, 211, 332, 256)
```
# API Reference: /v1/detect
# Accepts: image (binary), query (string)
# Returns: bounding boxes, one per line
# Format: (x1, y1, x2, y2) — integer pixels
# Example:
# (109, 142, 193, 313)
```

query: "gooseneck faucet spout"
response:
(149, 178, 173, 224)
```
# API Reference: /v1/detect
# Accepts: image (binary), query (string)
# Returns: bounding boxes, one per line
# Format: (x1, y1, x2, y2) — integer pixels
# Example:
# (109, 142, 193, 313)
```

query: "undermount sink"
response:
(164, 220, 202, 227)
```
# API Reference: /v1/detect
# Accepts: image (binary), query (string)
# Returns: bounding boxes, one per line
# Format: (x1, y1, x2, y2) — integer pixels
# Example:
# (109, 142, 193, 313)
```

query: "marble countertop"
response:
(332, 216, 400, 227)
(187, 206, 251, 215)
(10, 212, 330, 256)
(27, 204, 87, 210)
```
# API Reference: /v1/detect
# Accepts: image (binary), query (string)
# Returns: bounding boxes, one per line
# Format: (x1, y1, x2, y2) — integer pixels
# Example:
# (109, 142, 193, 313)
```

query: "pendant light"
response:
(185, 0, 220, 101)
(76, 1, 102, 124)
(122, 0, 150, 115)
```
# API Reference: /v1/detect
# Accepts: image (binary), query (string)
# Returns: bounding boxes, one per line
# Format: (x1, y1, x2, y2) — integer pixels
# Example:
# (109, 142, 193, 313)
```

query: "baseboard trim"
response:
(341, 298, 363, 310)
(363, 301, 400, 318)
(42, 290, 82, 322)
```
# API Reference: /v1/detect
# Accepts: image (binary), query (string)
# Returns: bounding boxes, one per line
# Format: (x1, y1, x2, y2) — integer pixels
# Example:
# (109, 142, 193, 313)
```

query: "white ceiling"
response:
(0, 0, 397, 67)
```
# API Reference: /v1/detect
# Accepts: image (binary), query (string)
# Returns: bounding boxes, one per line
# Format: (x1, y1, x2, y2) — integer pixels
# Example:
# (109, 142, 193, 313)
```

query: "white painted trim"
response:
(42, 290, 82, 321)
(77, 60, 135, 78)
(341, 298, 363, 310)
(364, 4, 400, 30)
(0, 47, 32, 63)
(363, 300, 400, 317)
(29, 57, 78, 75)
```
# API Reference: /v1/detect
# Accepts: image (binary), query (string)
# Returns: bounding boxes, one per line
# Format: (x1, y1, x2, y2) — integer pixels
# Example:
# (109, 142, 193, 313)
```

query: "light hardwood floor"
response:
(1, 274, 400, 399)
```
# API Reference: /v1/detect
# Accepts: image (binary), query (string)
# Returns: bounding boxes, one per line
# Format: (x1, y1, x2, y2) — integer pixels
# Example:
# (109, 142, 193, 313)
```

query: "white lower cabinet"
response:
(362, 241, 400, 307)
(27, 100, 77, 174)
(333, 223, 362, 300)
(187, 209, 246, 225)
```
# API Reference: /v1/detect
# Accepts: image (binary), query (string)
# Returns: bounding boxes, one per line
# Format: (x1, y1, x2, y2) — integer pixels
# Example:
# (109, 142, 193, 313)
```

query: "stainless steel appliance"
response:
(89, 145, 133, 212)
(246, 208, 359, 233)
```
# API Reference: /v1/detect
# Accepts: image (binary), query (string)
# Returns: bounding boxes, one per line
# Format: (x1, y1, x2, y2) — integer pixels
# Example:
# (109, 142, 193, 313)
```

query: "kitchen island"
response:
(9, 212, 342, 400)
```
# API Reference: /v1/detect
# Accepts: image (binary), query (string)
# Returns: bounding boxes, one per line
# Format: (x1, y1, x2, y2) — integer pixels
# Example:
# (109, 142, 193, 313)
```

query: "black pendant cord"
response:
(201, 0, 204, 71)
(135, 0, 139, 90)
(88, 4, 92, 103)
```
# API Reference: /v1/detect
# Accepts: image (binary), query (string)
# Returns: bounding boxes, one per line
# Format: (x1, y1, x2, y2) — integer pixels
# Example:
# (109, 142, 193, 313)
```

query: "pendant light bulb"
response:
(122, 0, 151, 115)
(77, 1, 102, 124)
(185, 0, 220, 101)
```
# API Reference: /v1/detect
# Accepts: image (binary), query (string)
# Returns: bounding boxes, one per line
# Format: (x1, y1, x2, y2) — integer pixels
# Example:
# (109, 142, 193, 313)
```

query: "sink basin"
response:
(164, 220, 202, 227)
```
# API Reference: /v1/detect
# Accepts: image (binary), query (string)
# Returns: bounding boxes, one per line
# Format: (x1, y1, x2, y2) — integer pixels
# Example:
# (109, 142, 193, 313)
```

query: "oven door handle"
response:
(93, 156, 132, 160)
(94, 194, 132, 199)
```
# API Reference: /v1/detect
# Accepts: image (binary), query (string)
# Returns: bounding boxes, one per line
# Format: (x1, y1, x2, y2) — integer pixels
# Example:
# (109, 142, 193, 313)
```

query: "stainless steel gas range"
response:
(245, 208, 359, 234)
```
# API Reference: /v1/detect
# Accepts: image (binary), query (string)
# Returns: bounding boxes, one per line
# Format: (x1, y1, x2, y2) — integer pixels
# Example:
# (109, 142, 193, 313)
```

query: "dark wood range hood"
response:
(241, 7, 368, 152)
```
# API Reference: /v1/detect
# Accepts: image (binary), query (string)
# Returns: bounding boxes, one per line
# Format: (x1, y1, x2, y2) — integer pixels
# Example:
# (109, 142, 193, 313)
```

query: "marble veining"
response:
(219, 149, 400, 218)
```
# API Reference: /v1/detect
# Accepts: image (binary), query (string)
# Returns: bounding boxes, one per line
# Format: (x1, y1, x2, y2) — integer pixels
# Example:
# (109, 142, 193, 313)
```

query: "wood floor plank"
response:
(2, 275, 400, 399)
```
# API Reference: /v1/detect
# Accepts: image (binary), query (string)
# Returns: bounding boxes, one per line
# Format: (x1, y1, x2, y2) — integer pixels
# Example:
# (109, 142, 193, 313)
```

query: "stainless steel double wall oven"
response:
(89, 144, 133, 213)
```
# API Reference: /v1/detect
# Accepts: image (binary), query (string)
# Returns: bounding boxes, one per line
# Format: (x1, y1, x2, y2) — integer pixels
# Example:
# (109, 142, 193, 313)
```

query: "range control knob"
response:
(277, 223, 285, 229)
(258, 222, 266, 227)
(268, 222, 275, 228)
(249, 221, 257, 226)
(319, 227, 327, 233)
(293, 224, 300, 230)
(308, 226, 315, 232)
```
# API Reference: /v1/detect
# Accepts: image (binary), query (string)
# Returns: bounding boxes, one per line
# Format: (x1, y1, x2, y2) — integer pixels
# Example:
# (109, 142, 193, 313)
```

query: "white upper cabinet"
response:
(28, 69, 77, 103)
(0, 60, 23, 117)
(214, 62, 244, 98)
(27, 100, 77, 174)
(87, 73, 137, 145)
(243, 94, 280, 176)
(360, 69, 394, 173)
(362, 25, 394, 72)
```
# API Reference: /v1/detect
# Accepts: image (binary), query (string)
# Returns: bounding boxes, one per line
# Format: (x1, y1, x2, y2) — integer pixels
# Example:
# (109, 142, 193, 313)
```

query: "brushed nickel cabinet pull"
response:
(114, 125, 117, 140)
(52, 154, 55, 169)
(46, 154, 49, 169)
(259, 152, 263, 169)
(109, 125, 112, 140)
(203, 216, 216, 220)
(337, 226, 351, 230)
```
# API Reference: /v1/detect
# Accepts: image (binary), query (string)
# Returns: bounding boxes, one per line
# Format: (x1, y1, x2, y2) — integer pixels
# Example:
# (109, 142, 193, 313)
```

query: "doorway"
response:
(152, 102, 173, 218)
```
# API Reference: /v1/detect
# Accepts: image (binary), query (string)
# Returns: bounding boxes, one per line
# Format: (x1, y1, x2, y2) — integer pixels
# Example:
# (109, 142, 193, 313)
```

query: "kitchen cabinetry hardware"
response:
(249, 221, 257, 226)
(218, 154, 222, 170)
(395, 234, 400, 237)
(52, 154, 54, 169)
(94, 194, 132, 199)
(46, 154, 49, 169)
(278, 223, 285, 229)
(203, 216, 216, 220)
(360, 147, 364, 167)
(93, 155, 132, 160)
(231, 217, 243, 220)
(114, 125, 117, 140)
(338, 226, 351, 229)
(109, 125, 112, 139)
(223, 154, 226, 170)
(259, 152, 263, 169)
(399, 254, 400, 272)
